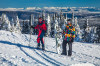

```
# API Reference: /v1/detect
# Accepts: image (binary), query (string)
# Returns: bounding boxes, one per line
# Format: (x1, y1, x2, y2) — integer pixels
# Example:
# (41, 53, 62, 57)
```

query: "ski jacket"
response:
(34, 21, 47, 37)
(63, 23, 75, 42)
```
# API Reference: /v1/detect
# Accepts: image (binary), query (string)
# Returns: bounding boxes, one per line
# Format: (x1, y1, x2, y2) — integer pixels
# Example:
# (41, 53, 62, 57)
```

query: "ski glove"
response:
(31, 26, 35, 29)
(71, 38, 74, 42)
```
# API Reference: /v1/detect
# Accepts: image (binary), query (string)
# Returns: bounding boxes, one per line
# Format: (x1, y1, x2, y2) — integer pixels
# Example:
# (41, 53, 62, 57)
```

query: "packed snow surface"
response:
(0, 30, 100, 66)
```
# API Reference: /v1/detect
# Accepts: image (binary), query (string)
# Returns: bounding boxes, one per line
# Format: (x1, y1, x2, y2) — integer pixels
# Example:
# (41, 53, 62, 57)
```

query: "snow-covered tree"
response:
(10, 18, 16, 32)
(42, 10, 45, 20)
(46, 14, 51, 36)
(82, 19, 92, 42)
(59, 11, 65, 29)
(90, 26, 98, 43)
(62, 14, 67, 30)
(82, 19, 88, 42)
(72, 12, 75, 25)
(96, 25, 100, 43)
(1, 14, 11, 31)
(15, 16, 21, 33)
(54, 15, 62, 37)
(50, 13, 55, 37)
(74, 17, 82, 42)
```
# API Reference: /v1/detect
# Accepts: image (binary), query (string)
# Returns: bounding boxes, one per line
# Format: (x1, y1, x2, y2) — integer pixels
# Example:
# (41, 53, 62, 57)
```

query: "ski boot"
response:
(42, 47, 45, 50)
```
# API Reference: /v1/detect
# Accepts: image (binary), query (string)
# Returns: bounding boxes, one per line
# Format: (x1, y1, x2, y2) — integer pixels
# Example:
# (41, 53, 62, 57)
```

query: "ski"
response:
(55, 32, 62, 54)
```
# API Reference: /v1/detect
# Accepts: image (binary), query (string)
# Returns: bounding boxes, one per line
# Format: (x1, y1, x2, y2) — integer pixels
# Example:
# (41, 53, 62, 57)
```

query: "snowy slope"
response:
(0, 30, 100, 66)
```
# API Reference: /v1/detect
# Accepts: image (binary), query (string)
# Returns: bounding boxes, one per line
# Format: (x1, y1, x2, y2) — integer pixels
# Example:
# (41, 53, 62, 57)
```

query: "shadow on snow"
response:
(0, 40, 60, 65)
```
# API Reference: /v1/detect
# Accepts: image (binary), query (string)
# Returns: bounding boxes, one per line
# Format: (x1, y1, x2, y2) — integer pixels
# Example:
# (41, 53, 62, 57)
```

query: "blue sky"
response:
(0, 0, 100, 8)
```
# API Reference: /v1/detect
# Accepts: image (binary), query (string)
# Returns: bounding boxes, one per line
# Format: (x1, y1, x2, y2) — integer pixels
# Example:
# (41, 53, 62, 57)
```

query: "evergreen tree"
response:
(90, 26, 98, 43)
(82, 19, 88, 42)
(1, 14, 11, 31)
(74, 17, 82, 42)
(96, 25, 100, 43)
(15, 16, 21, 33)
(47, 14, 51, 36)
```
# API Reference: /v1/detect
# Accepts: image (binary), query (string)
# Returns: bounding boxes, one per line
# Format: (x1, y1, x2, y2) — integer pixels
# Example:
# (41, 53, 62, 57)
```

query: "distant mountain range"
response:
(0, 7, 100, 12)
(0, 7, 100, 21)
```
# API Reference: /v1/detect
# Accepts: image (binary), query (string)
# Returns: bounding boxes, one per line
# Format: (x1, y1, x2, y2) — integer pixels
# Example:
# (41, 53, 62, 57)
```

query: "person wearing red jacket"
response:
(31, 18, 47, 50)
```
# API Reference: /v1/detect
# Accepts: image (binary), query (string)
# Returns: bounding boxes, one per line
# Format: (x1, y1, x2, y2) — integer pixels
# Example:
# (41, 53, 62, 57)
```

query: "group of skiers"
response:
(31, 17, 75, 56)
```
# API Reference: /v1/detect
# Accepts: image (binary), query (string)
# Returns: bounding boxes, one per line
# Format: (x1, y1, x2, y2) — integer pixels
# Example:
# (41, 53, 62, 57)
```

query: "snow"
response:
(0, 30, 100, 66)
(71, 63, 95, 66)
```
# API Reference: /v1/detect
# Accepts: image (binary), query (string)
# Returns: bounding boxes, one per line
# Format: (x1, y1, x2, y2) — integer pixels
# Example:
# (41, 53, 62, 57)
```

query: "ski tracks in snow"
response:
(41, 51, 66, 66)
(19, 47, 48, 66)
(34, 49, 66, 66)
(20, 46, 66, 66)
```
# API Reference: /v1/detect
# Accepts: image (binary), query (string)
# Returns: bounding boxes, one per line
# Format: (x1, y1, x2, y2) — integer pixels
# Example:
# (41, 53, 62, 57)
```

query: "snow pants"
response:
(62, 40, 72, 56)
(37, 31, 45, 49)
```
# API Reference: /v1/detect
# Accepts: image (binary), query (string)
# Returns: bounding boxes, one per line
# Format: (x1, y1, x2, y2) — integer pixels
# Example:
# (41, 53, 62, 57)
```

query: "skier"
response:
(61, 20, 75, 56)
(31, 18, 47, 50)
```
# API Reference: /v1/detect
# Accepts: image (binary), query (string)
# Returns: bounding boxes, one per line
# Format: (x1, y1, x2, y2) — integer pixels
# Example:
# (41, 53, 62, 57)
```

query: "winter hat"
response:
(67, 22, 72, 26)
(67, 19, 72, 25)
(39, 17, 42, 23)
(39, 17, 42, 20)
